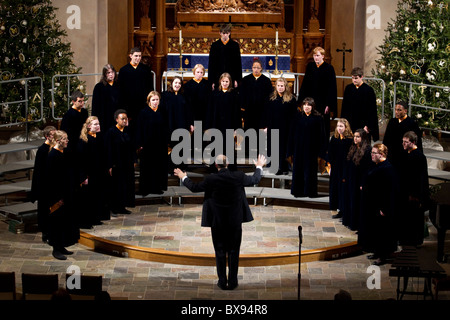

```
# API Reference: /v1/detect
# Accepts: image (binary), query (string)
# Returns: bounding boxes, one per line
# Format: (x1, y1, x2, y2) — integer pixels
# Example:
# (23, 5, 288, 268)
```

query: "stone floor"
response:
(1, 202, 449, 309)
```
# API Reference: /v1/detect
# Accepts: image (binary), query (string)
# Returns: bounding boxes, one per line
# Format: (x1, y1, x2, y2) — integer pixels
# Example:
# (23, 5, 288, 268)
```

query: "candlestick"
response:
(273, 43, 280, 75)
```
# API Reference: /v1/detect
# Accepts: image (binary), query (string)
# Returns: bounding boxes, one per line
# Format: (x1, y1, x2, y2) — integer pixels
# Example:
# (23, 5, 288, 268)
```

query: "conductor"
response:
(174, 154, 267, 290)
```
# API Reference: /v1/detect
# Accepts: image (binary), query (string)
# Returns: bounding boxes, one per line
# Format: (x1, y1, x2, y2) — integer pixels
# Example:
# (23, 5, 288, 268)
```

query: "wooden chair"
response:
(65, 274, 103, 300)
(21, 273, 59, 300)
(0, 271, 16, 300)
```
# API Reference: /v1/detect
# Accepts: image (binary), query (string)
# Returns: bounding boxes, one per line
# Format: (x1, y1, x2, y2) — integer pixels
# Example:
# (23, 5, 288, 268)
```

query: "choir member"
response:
(327, 118, 353, 219)
(92, 64, 120, 133)
(263, 77, 297, 174)
(76, 116, 109, 228)
(288, 97, 327, 198)
(45, 130, 80, 260)
(206, 72, 241, 165)
(341, 67, 379, 142)
(136, 91, 169, 195)
(208, 24, 242, 90)
(60, 90, 88, 158)
(30, 125, 56, 243)
(183, 64, 211, 124)
(383, 100, 422, 172)
(398, 131, 430, 246)
(161, 76, 194, 170)
(359, 143, 398, 266)
(105, 109, 135, 215)
(298, 46, 337, 140)
(342, 129, 374, 231)
(117, 47, 154, 141)
(240, 58, 273, 132)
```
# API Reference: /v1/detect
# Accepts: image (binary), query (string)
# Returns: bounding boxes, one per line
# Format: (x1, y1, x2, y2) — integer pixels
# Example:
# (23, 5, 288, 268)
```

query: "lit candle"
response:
(179, 29, 182, 45)
(275, 30, 278, 46)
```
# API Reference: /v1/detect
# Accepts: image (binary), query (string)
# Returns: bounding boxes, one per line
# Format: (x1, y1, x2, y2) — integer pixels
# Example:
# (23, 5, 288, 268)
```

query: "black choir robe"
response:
(45, 148, 80, 248)
(136, 106, 169, 195)
(117, 63, 154, 121)
(30, 142, 51, 235)
(358, 160, 398, 258)
(208, 38, 242, 88)
(76, 133, 110, 227)
(298, 61, 337, 136)
(383, 116, 422, 171)
(342, 145, 374, 231)
(398, 148, 430, 246)
(206, 89, 241, 159)
(160, 91, 194, 145)
(240, 73, 273, 131)
(92, 81, 120, 133)
(60, 107, 88, 155)
(105, 126, 135, 211)
(263, 95, 297, 173)
(341, 83, 379, 141)
(288, 111, 327, 198)
(327, 136, 353, 211)
(183, 78, 212, 123)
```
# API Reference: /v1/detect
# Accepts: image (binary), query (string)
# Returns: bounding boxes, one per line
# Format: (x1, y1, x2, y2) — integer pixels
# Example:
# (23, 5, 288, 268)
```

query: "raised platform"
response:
(79, 200, 360, 267)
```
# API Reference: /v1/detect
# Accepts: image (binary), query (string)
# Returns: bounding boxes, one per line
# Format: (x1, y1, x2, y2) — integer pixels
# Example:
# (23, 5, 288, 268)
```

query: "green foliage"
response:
(0, 0, 85, 125)
(372, 0, 449, 132)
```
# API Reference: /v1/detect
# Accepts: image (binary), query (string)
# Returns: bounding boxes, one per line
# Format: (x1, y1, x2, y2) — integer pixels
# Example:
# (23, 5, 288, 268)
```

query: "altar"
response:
(167, 53, 291, 73)
(162, 70, 297, 92)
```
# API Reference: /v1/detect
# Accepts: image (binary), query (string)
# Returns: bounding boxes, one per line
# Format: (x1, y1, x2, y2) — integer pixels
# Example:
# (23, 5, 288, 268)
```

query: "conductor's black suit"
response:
(181, 166, 263, 289)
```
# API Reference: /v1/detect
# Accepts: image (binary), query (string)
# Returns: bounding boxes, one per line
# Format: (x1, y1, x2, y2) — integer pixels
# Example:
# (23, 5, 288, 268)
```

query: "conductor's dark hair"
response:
(114, 109, 127, 120)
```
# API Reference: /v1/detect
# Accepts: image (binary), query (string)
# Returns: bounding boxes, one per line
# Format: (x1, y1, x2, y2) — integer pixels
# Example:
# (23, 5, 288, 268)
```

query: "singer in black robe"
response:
(288, 104, 327, 198)
(31, 140, 52, 241)
(398, 146, 430, 246)
(136, 102, 169, 195)
(240, 70, 273, 131)
(327, 134, 353, 213)
(208, 37, 242, 89)
(92, 79, 120, 133)
(206, 87, 241, 163)
(383, 109, 422, 172)
(358, 147, 398, 265)
(60, 107, 88, 156)
(184, 76, 211, 123)
(45, 145, 80, 258)
(342, 130, 374, 231)
(77, 132, 110, 227)
(341, 82, 379, 141)
(161, 90, 193, 145)
(105, 117, 136, 214)
(298, 60, 337, 138)
(263, 90, 297, 174)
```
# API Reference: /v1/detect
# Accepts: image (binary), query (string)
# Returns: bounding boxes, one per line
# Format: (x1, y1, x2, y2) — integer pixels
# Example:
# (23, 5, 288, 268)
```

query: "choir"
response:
(33, 41, 428, 263)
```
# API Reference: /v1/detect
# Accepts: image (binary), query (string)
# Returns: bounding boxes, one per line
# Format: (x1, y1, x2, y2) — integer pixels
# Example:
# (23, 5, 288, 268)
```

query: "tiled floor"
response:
(1, 202, 449, 304)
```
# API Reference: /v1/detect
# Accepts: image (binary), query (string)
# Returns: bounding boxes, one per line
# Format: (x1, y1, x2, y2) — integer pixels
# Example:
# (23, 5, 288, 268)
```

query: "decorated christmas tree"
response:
(372, 0, 449, 132)
(0, 0, 84, 125)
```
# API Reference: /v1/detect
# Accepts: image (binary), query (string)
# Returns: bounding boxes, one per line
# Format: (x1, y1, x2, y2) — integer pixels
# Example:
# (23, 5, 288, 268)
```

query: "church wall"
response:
(51, 0, 129, 103)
